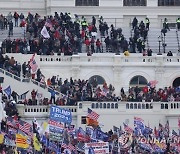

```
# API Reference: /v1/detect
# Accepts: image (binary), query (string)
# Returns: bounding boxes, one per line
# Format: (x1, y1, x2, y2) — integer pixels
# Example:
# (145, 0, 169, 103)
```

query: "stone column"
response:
(113, 67, 124, 95)
(155, 67, 165, 89)
(71, 67, 80, 80)
(147, 0, 158, 7)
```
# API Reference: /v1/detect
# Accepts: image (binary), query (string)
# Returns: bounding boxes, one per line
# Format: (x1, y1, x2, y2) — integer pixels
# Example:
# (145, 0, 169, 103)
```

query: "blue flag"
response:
(88, 147, 95, 154)
(4, 85, 11, 98)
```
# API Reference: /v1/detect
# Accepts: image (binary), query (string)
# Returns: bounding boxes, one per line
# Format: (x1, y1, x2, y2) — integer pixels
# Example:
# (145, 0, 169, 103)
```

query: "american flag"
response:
(6, 117, 19, 129)
(134, 117, 144, 123)
(29, 54, 38, 73)
(61, 143, 75, 152)
(19, 120, 32, 136)
(87, 108, 99, 121)
(45, 20, 53, 29)
(123, 123, 133, 133)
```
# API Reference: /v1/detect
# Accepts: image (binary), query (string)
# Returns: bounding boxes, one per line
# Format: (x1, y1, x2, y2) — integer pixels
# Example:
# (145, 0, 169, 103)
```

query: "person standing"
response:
(145, 17, 150, 30)
(163, 18, 170, 31)
(49, 88, 58, 104)
(8, 20, 13, 36)
(14, 12, 19, 27)
(132, 17, 138, 30)
(96, 39, 102, 53)
(176, 17, 180, 30)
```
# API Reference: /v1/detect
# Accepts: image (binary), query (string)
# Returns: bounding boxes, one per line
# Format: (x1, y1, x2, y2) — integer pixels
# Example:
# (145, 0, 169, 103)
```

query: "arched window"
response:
(96, 103, 99, 108)
(111, 103, 114, 109)
(130, 75, 148, 87)
(173, 77, 180, 88)
(142, 104, 145, 109)
(138, 104, 141, 109)
(76, 0, 99, 6)
(130, 103, 133, 109)
(126, 103, 129, 109)
(158, 0, 180, 6)
(107, 103, 110, 109)
(103, 103, 106, 109)
(146, 104, 149, 109)
(89, 75, 106, 86)
(165, 104, 168, 109)
(124, 0, 147, 6)
(100, 103, 102, 108)
(171, 103, 173, 109)
(91, 103, 94, 109)
(115, 103, 118, 109)
(134, 103, 137, 109)
(161, 104, 164, 109)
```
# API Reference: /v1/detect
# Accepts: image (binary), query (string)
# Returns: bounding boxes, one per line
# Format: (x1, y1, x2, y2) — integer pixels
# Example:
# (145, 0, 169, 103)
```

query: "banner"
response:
(85, 142, 109, 154)
(95, 129, 109, 142)
(0, 134, 4, 144)
(50, 106, 72, 124)
(4, 136, 16, 146)
(49, 120, 64, 141)
(16, 134, 29, 149)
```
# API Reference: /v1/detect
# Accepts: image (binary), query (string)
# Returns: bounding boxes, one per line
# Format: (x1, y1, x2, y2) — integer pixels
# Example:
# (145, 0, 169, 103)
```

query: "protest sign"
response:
(50, 106, 72, 124)
(85, 142, 109, 154)
(49, 120, 64, 141)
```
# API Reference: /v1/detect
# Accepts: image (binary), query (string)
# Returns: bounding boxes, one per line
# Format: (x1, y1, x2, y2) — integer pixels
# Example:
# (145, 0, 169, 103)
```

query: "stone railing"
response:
(39, 54, 180, 65)
(17, 104, 77, 118)
(78, 101, 180, 112)
(17, 101, 180, 118)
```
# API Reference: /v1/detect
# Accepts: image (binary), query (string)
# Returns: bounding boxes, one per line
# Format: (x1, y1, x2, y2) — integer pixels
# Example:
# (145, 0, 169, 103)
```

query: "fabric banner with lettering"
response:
(49, 106, 72, 124)
(48, 120, 64, 141)
(85, 142, 109, 154)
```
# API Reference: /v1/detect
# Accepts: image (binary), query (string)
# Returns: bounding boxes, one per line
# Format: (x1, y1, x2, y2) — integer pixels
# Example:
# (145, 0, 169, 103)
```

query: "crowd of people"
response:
(0, 94, 180, 154)
(1, 12, 179, 56)
(0, 54, 44, 83)
(6, 75, 179, 107)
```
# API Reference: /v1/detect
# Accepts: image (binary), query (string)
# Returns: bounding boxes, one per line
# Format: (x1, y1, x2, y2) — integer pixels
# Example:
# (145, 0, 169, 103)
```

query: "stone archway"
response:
(129, 75, 148, 87)
(89, 75, 106, 86)
(172, 77, 180, 87)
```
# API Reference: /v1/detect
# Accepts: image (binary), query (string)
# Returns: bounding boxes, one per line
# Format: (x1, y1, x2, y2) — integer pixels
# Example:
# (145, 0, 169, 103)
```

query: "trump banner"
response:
(49, 120, 64, 141)
(50, 106, 72, 124)
(85, 142, 109, 154)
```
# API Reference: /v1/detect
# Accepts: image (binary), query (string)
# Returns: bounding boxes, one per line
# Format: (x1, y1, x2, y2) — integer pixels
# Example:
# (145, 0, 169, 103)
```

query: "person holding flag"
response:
(86, 108, 99, 128)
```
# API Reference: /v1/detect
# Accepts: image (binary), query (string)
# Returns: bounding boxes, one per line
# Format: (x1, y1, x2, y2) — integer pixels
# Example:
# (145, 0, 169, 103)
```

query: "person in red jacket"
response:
(96, 39, 102, 53)
(84, 38, 90, 53)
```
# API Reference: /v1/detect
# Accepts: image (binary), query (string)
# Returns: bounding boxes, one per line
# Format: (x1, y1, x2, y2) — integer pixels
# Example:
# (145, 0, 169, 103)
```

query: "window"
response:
(76, 0, 99, 6)
(111, 103, 114, 109)
(89, 75, 105, 85)
(79, 103, 82, 109)
(130, 75, 148, 87)
(173, 77, 180, 87)
(158, 0, 180, 6)
(81, 116, 87, 124)
(124, 0, 147, 6)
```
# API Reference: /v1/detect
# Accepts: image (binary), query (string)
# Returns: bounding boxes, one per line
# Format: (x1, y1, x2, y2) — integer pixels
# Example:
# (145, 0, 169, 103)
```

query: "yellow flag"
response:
(16, 134, 29, 149)
(0, 134, 4, 144)
(33, 134, 41, 151)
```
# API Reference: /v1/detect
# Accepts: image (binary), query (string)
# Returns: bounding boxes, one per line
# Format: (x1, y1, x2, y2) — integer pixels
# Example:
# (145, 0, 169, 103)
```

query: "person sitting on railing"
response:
(167, 51, 173, 56)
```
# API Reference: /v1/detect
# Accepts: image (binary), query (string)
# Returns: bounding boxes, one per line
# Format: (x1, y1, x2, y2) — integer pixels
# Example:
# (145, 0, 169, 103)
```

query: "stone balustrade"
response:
(39, 54, 180, 66)
(17, 101, 180, 118)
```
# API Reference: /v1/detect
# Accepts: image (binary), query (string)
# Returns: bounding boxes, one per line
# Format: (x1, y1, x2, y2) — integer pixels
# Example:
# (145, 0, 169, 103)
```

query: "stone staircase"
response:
(148, 28, 178, 53)
(0, 25, 179, 54)
(0, 26, 25, 42)
(0, 67, 62, 100)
